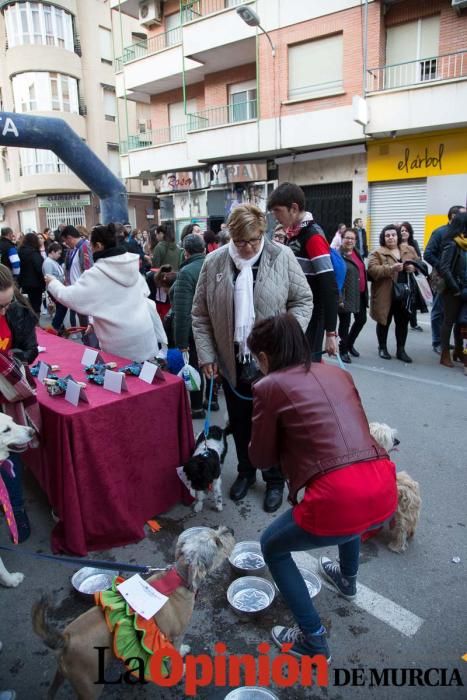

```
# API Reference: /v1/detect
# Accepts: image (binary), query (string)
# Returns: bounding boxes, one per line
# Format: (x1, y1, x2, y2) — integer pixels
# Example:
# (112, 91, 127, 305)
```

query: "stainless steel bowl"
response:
(224, 688, 279, 700)
(228, 541, 266, 577)
(227, 576, 275, 617)
(274, 566, 322, 599)
(71, 567, 118, 598)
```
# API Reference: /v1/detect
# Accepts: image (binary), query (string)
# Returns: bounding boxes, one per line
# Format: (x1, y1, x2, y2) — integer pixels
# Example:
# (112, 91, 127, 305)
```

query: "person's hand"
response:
(404, 264, 415, 273)
(85, 324, 94, 335)
(325, 334, 337, 356)
(392, 262, 404, 273)
(44, 274, 54, 286)
(179, 347, 189, 354)
(202, 363, 218, 379)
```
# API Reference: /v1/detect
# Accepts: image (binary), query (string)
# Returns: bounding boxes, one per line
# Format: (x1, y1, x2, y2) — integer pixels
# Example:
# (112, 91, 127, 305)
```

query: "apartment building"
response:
(112, 0, 467, 246)
(0, 0, 155, 234)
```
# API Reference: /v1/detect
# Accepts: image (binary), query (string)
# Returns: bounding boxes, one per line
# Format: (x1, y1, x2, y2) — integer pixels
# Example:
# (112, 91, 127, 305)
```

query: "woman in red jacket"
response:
(248, 314, 397, 662)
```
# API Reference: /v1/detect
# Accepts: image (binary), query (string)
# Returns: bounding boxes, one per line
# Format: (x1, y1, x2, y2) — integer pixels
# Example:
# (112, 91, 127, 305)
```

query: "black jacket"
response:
(424, 224, 449, 272)
(439, 237, 467, 294)
(6, 301, 39, 364)
(0, 236, 18, 273)
(339, 250, 367, 314)
(18, 245, 45, 291)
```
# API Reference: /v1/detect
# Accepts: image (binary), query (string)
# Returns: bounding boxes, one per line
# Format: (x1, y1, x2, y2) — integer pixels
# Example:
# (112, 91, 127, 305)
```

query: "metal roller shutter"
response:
(369, 179, 427, 252)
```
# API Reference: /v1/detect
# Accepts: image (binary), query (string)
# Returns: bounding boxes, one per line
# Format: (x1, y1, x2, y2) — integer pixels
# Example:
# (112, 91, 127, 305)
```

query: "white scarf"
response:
(228, 237, 265, 361)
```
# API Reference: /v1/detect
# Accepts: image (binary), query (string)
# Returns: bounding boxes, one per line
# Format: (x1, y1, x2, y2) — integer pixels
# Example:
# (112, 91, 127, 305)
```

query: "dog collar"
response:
(149, 567, 189, 595)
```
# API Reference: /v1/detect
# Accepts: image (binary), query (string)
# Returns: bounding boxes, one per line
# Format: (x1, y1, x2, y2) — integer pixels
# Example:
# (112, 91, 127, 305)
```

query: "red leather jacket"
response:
(249, 363, 387, 504)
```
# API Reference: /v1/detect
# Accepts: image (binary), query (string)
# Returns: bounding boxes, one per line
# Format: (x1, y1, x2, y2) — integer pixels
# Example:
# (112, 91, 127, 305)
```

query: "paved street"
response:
(1, 316, 466, 699)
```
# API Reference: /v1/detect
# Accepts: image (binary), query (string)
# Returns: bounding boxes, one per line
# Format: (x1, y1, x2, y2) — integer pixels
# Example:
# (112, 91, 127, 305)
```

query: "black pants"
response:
(23, 287, 43, 316)
(376, 302, 410, 349)
(338, 293, 367, 353)
(222, 364, 283, 487)
(306, 302, 325, 361)
(440, 292, 462, 351)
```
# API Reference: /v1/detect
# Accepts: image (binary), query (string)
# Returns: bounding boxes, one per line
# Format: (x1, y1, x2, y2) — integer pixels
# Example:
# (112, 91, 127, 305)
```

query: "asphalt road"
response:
(0, 315, 466, 699)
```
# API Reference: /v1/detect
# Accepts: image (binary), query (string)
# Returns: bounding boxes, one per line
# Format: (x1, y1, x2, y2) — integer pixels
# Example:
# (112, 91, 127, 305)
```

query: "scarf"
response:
(454, 235, 467, 251)
(0, 352, 41, 446)
(286, 211, 314, 237)
(228, 237, 265, 361)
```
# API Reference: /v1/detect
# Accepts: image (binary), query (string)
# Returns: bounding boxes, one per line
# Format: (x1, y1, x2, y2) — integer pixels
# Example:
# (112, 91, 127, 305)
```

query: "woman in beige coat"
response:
(192, 204, 312, 513)
(368, 224, 419, 363)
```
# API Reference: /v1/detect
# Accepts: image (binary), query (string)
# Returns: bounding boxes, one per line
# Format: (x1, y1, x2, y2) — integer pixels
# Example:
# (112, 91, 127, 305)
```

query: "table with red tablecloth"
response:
(24, 329, 194, 556)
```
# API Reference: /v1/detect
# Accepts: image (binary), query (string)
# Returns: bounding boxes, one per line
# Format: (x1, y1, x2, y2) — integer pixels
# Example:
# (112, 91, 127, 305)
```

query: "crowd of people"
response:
(0, 183, 466, 671)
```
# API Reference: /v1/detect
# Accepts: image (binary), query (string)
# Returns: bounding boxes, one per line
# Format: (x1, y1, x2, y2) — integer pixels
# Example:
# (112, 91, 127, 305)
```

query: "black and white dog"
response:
(182, 426, 228, 513)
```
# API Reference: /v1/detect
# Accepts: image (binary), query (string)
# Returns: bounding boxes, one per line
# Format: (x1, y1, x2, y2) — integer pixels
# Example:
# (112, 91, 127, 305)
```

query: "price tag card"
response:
(139, 361, 157, 384)
(65, 379, 81, 406)
(117, 574, 168, 620)
(37, 362, 50, 384)
(103, 370, 128, 394)
(81, 348, 104, 366)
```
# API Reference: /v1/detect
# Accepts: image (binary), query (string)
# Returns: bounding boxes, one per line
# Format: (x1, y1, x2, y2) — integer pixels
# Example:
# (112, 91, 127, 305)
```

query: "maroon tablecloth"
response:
(24, 330, 194, 555)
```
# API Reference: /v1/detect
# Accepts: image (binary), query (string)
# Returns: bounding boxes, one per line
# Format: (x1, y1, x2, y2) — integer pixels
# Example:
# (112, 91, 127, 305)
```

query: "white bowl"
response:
(227, 576, 275, 617)
(71, 567, 118, 598)
(224, 688, 279, 700)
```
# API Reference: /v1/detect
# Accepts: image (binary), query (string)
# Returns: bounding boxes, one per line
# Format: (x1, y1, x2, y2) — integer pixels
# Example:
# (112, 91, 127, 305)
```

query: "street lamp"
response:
(236, 6, 276, 56)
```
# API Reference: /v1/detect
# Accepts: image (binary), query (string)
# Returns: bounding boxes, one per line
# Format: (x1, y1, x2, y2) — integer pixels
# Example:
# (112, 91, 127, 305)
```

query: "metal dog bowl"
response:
(71, 567, 118, 598)
(227, 576, 275, 617)
(224, 689, 279, 700)
(228, 541, 266, 577)
(274, 566, 321, 599)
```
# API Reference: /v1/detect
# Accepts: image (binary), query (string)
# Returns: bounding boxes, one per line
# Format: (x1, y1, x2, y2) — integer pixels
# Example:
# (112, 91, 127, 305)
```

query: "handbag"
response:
(414, 273, 433, 305)
(392, 281, 410, 303)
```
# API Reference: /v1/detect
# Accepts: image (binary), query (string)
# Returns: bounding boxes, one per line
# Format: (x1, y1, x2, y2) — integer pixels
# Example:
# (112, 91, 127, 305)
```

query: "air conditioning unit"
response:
(452, 0, 467, 9)
(139, 0, 162, 27)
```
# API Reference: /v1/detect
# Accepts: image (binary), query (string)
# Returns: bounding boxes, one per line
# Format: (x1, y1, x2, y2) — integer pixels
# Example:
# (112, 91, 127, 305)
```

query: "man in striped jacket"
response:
(0, 227, 20, 281)
(268, 183, 338, 358)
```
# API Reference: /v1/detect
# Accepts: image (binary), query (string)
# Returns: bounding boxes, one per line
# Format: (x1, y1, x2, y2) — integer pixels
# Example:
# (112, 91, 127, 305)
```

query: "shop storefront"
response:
(367, 128, 467, 250)
(38, 193, 90, 230)
(156, 170, 211, 239)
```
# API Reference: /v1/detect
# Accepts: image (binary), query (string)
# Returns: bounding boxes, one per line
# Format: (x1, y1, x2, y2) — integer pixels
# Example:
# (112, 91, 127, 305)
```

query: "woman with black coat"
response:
(338, 228, 368, 363)
(18, 232, 45, 315)
(439, 212, 467, 367)
(400, 222, 422, 331)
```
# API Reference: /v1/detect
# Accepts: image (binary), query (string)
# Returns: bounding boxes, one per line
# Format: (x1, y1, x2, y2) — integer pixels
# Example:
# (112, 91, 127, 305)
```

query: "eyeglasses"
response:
(0, 297, 14, 310)
(233, 237, 262, 248)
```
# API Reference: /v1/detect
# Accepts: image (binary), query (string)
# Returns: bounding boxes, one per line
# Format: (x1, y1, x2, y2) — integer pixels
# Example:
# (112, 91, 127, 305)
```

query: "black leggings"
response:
(440, 292, 462, 351)
(338, 292, 367, 352)
(376, 302, 410, 349)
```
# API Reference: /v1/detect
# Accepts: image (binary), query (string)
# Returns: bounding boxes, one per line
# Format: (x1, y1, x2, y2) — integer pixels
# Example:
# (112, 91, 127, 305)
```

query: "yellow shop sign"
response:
(368, 130, 467, 182)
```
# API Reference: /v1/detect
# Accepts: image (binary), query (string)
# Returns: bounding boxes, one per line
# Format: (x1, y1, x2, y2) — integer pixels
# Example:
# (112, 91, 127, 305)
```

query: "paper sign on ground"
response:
(37, 362, 50, 384)
(103, 369, 128, 394)
(117, 574, 168, 620)
(65, 379, 81, 406)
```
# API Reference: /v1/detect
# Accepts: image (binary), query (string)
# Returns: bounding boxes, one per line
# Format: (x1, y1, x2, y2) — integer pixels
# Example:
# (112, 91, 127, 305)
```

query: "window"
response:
(19, 209, 38, 234)
(20, 148, 70, 176)
(386, 16, 440, 88)
(46, 207, 86, 229)
(1, 148, 11, 183)
(107, 145, 120, 177)
(169, 100, 192, 141)
(103, 87, 117, 122)
(13, 72, 79, 113)
(229, 81, 257, 122)
(99, 27, 113, 64)
(165, 12, 181, 47)
(4, 2, 74, 51)
(288, 34, 343, 100)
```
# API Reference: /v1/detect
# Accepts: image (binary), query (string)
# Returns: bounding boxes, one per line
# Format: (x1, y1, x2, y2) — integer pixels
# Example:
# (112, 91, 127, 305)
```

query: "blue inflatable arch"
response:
(0, 112, 128, 224)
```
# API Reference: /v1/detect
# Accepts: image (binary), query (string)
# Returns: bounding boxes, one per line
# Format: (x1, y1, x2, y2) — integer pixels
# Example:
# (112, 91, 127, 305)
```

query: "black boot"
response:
(396, 347, 412, 363)
(378, 346, 391, 360)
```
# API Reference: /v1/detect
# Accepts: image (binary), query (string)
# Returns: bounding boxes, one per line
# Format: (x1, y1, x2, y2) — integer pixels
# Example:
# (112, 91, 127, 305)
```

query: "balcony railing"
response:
(181, 0, 250, 24)
(187, 100, 257, 130)
(366, 50, 467, 93)
(115, 26, 182, 70)
(120, 124, 186, 153)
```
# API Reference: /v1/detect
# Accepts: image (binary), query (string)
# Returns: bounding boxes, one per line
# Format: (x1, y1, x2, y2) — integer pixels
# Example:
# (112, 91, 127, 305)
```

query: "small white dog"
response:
(369, 422, 422, 553)
(182, 426, 228, 512)
(0, 412, 35, 587)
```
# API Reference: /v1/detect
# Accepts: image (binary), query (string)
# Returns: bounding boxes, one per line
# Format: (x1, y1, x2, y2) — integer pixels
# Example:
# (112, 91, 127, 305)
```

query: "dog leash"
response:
(0, 544, 166, 574)
(203, 376, 214, 447)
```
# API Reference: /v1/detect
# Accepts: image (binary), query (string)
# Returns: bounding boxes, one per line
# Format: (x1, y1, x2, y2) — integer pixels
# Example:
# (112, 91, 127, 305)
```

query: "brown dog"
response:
(32, 526, 235, 699)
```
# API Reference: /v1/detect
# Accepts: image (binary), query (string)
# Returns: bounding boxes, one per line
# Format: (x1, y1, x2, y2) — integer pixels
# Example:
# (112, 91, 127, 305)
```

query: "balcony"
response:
(366, 50, 467, 93)
(187, 100, 257, 131)
(115, 27, 182, 70)
(120, 124, 186, 153)
(365, 50, 467, 135)
(181, 0, 251, 24)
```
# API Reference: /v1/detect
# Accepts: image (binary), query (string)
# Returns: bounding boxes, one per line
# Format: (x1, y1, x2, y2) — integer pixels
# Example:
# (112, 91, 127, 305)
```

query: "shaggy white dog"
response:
(369, 422, 422, 553)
